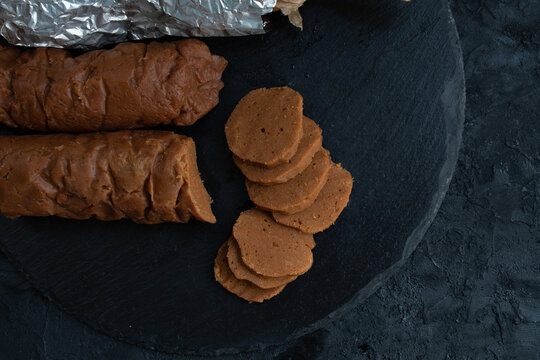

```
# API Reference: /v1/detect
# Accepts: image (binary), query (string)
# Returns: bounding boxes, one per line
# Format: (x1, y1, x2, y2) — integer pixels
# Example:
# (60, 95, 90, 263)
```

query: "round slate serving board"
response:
(0, 0, 464, 355)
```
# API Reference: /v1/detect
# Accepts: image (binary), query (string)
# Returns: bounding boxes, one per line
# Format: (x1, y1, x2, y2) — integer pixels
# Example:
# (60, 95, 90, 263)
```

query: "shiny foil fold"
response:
(0, 0, 277, 49)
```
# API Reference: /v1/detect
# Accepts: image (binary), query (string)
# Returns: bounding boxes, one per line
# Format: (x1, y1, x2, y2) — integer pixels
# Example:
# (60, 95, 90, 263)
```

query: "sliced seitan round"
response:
(225, 87, 303, 167)
(214, 241, 286, 303)
(234, 116, 322, 185)
(246, 148, 331, 214)
(227, 236, 297, 289)
(273, 162, 353, 234)
(232, 209, 314, 277)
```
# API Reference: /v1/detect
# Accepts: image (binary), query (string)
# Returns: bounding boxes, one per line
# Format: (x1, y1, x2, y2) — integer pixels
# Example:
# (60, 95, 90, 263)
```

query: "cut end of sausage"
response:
(176, 137, 216, 224)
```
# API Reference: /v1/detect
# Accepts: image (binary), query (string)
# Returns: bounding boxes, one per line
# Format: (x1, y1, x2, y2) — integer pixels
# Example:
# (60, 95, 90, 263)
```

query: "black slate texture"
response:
(0, 0, 463, 355)
(0, 0, 539, 359)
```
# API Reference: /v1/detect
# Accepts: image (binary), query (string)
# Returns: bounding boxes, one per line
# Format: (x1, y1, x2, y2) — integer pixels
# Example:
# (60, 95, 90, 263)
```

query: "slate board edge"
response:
(0, 0, 466, 356)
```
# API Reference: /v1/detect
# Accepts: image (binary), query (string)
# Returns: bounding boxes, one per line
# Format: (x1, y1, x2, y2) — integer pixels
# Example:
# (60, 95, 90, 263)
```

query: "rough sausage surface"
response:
(0, 130, 216, 224)
(0, 39, 227, 132)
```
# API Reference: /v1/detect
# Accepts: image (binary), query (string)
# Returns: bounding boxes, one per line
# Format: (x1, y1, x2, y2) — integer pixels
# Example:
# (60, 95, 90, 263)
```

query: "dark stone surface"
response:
(0, 0, 539, 359)
(0, 0, 463, 355)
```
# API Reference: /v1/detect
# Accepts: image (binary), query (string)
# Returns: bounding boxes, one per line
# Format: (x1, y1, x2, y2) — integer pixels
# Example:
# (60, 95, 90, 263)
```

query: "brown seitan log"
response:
(0, 39, 227, 132)
(0, 130, 215, 224)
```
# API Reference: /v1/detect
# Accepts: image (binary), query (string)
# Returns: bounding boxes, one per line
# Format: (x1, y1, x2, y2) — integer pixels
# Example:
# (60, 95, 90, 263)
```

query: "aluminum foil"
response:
(0, 0, 278, 49)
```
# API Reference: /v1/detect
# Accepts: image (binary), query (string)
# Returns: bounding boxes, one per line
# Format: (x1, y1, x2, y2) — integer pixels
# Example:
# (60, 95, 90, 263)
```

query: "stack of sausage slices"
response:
(216, 87, 353, 303)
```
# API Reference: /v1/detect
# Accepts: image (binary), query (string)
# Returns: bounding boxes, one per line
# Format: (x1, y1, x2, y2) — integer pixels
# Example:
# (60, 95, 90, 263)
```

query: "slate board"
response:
(0, 0, 465, 355)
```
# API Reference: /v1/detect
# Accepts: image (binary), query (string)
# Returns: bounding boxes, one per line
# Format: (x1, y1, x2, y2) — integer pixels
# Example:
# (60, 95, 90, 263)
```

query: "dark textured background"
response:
(0, 0, 538, 358)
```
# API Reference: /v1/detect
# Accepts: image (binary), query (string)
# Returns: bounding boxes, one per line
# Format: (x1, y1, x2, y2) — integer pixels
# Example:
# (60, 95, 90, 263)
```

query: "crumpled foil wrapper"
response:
(0, 0, 278, 49)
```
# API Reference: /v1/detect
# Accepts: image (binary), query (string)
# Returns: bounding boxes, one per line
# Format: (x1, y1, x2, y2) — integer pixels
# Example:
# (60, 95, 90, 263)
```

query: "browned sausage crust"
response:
(0, 130, 216, 224)
(0, 39, 227, 132)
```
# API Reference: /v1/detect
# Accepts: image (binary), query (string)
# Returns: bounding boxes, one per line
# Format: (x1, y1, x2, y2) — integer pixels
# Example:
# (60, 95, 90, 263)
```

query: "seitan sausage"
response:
(225, 87, 303, 167)
(0, 39, 227, 132)
(245, 148, 331, 214)
(232, 209, 314, 277)
(214, 241, 286, 303)
(0, 130, 216, 224)
(234, 116, 322, 184)
(273, 162, 353, 234)
(226, 236, 297, 289)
